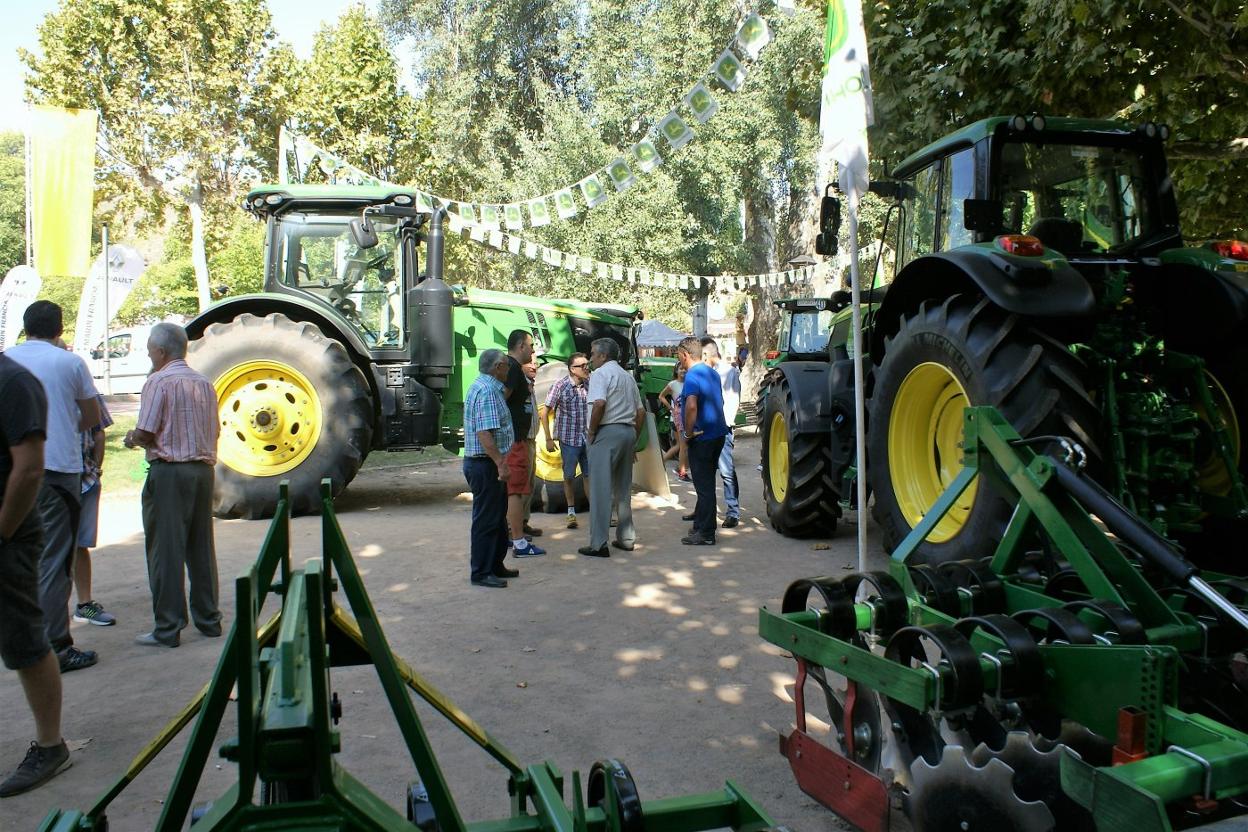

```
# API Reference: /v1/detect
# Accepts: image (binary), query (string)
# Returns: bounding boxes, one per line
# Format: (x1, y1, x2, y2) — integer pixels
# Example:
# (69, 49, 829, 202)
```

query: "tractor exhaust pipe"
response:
(425, 207, 445, 282)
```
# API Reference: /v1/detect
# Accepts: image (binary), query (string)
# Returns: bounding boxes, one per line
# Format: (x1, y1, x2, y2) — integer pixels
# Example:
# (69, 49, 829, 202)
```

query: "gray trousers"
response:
(141, 460, 220, 643)
(36, 471, 81, 653)
(588, 424, 636, 549)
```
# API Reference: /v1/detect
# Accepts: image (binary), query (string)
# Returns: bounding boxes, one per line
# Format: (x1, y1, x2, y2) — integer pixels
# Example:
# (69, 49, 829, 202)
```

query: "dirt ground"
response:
(0, 432, 891, 830)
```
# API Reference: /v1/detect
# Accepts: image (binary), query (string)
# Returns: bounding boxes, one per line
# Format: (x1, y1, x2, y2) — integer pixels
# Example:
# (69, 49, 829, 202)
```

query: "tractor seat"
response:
(1027, 217, 1084, 256)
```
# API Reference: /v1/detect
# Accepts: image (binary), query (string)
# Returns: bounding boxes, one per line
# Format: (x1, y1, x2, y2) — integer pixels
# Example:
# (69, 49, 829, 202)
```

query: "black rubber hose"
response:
(1049, 459, 1197, 586)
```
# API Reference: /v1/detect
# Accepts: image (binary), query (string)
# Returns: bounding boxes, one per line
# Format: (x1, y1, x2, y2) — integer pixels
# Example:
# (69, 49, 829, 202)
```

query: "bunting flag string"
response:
(279, 11, 780, 230)
(466, 224, 830, 291)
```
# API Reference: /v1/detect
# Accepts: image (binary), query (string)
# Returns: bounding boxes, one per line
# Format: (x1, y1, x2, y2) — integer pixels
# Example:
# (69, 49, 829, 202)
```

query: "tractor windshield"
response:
(276, 212, 406, 348)
(997, 140, 1154, 255)
(788, 309, 833, 354)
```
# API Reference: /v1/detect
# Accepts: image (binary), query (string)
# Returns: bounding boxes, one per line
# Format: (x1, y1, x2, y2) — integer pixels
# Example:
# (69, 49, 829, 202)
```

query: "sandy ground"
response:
(0, 433, 890, 830)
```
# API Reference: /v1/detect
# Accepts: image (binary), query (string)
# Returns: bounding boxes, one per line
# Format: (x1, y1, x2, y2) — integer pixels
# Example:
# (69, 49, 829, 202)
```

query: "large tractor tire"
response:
(760, 375, 839, 537)
(868, 294, 1098, 564)
(1180, 343, 1247, 570)
(187, 313, 374, 519)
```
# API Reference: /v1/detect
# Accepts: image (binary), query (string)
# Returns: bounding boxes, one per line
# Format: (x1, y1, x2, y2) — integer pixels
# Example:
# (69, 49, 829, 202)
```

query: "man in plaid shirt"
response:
(462, 349, 516, 588)
(543, 353, 590, 528)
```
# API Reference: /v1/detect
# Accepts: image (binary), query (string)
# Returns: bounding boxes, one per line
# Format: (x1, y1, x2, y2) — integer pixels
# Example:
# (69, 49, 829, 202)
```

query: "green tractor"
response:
(186, 184, 638, 518)
(759, 115, 1248, 563)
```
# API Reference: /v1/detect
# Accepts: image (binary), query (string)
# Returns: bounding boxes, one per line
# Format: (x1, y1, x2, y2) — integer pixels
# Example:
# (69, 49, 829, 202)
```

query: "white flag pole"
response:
(846, 190, 868, 572)
(102, 224, 111, 395)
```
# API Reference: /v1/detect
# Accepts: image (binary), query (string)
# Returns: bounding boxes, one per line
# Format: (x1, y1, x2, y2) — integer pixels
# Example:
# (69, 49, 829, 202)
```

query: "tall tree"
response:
(292, 6, 433, 184)
(0, 132, 26, 274)
(22, 0, 291, 311)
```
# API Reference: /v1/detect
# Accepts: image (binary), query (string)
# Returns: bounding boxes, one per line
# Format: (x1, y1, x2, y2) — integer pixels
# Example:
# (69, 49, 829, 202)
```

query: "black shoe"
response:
(494, 566, 520, 578)
(611, 540, 635, 552)
(57, 646, 98, 672)
(722, 516, 739, 529)
(0, 741, 71, 798)
(681, 533, 716, 546)
(523, 524, 543, 537)
(578, 545, 610, 558)
(681, 512, 696, 521)
(471, 575, 508, 588)
(196, 623, 223, 638)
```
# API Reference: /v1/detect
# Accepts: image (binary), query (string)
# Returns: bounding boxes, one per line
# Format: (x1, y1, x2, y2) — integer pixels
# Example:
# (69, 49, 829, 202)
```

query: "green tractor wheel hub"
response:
(768, 411, 790, 502)
(215, 360, 323, 477)
(888, 362, 978, 542)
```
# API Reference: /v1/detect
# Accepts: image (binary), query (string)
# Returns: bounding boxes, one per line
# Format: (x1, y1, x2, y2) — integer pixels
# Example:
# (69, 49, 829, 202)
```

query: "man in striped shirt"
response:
(543, 352, 590, 528)
(124, 323, 221, 647)
(462, 349, 515, 588)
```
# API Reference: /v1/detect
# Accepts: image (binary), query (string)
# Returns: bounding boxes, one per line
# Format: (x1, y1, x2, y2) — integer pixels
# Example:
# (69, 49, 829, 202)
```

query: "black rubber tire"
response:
(187, 313, 374, 519)
(1179, 341, 1248, 571)
(869, 294, 1098, 564)
(760, 375, 839, 538)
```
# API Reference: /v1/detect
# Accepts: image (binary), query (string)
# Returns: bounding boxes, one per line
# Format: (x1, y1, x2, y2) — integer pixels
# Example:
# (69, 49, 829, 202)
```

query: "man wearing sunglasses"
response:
(543, 353, 591, 528)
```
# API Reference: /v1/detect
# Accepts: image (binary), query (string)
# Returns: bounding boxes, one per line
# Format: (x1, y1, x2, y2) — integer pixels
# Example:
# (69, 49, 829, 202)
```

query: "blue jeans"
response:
(718, 430, 739, 519)
(463, 458, 508, 581)
(688, 435, 726, 538)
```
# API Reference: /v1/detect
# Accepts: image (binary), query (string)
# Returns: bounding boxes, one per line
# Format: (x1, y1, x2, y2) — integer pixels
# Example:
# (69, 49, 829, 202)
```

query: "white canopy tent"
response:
(635, 319, 688, 347)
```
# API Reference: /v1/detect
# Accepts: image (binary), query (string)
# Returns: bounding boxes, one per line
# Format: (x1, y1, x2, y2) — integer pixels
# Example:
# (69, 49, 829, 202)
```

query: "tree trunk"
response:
(742, 180, 779, 408)
(187, 182, 211, 311)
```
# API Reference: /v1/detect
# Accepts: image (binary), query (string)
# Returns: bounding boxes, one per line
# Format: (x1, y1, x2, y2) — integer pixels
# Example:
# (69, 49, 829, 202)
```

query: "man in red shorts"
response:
(502, 330, 544, 559)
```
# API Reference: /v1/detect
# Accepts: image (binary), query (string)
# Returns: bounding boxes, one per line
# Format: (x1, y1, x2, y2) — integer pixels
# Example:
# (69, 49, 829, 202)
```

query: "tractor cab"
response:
(767, 297, 836, 366)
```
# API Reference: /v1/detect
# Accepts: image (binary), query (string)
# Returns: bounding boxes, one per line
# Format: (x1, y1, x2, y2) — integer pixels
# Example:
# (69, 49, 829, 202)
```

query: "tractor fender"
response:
(1137, 261, 1248, 352)
(870, 249, 1094, 359)
(186, 294, 385, 431)
(765, 361, 833, 436)
(186, 295, 374, 363)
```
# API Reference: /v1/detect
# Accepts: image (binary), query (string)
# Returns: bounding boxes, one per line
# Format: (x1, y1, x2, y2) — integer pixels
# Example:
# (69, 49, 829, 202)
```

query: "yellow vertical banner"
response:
(28, 105, 97, 278)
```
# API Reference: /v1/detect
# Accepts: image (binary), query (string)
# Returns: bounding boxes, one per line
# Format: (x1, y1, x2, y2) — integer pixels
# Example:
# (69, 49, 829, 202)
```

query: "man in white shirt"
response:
(579, 338, 644, 558)
(700, 338, 741, 528)
(6, 302, 101, 673)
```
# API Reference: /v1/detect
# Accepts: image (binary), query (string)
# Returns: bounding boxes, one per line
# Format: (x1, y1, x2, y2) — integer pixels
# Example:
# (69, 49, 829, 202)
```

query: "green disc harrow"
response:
(760, 407, 1248, 832)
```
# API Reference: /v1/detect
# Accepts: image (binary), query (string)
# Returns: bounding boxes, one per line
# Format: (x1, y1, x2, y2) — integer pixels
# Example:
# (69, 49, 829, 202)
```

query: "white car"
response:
(87, 325, 154, 395)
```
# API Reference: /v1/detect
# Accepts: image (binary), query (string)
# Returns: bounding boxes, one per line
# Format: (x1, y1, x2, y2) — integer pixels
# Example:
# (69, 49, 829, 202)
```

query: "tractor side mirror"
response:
(350, 216, 379, 250)
(963, 199, 1003, 232)
(815, 189, 841, 256)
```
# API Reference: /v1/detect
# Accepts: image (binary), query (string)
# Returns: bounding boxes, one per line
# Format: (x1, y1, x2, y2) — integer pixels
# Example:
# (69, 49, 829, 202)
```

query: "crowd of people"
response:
(0, 302, 220, 797)
(0, 311, 747, 797)
(460, 330, 742, 586)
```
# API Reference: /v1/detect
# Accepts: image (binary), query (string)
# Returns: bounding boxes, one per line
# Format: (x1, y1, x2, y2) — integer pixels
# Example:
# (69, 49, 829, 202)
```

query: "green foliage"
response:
(0, 133, 25, 275)
(865, 0, 1248, 238)
(209, 213, 266, 297)
(290, 6, 432, 184)
(35, 275, 86, 339)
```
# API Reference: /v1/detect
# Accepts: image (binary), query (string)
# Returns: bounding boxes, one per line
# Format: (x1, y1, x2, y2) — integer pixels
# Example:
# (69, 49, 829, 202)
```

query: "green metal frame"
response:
(45, 481, 777, 832)
(758, 406, 1248, 832)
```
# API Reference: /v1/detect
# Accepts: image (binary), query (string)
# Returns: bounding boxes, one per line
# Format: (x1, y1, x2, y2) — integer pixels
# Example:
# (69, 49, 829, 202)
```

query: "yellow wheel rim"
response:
(1195, 371, 1241, 497)
(535, 420, 573, 481)
(214, 361, 322, 477)
(768, 411, 790, 502)
(888, 363, 978, 542)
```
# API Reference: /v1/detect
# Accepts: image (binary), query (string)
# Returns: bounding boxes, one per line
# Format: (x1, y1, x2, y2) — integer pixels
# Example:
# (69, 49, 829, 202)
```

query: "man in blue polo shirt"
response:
(676, 336, 729, 545)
